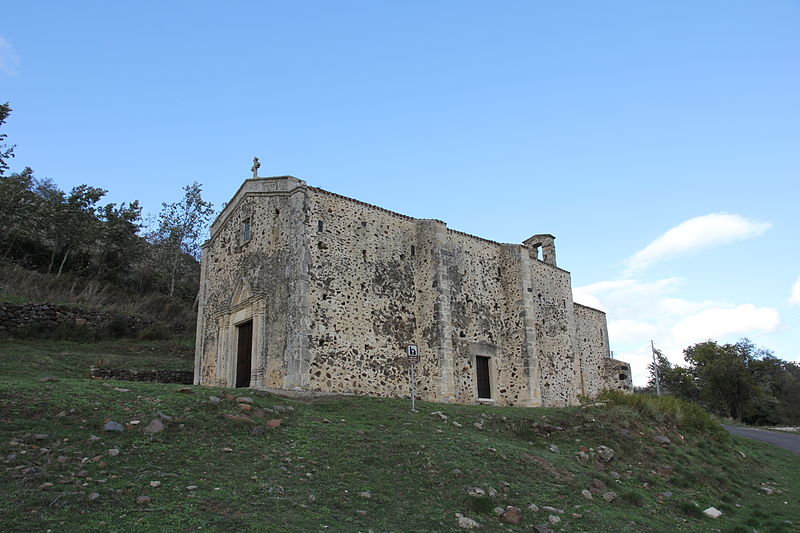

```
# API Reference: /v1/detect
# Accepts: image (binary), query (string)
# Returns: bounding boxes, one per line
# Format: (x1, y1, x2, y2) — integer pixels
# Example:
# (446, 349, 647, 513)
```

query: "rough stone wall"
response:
(573, 303, 611, 397)
(304, 188, 437, 399)
(602, 359, 633, 392)
(0, 302, 152, 336)
(526, 260, 580, 406)
(195, 178, 308, 388)
(444, 231, 526, 405)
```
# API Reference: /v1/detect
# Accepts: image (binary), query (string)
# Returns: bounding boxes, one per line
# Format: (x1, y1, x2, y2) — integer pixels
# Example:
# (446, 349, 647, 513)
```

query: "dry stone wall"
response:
(0, 302, 151, 336)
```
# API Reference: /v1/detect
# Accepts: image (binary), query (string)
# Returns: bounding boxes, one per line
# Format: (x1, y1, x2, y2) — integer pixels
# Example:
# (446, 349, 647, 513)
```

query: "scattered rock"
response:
(657, 465, 674, 477)
(272, 404, 294, 412)
(467, 487, 485, 496)
(541, 506, 563, 514)
(223, 414, 255, 423)
(235, 397, 254, 404)
(493, 507, 505, 516)
(222, 447, 233, 452)
(177, 387, 193, 393)
(40, 482, 54, 489)
(157, 412, 173, 421)
(267, 419, 283, 429)
(430, 411, 448, 420)
(575, 450, 590, 463)
(610, 471, 621, 480)
(5, 453, 17, 462)
(589, 478, 609, 494)
(455, 513, 481, 529)
(760, 485, 775, 495)
(452, 421, 462, 428)
(239, 403, 252, 412)
(487, 487, 497, 497)
(656, 491, 673, 500)
(251, 426, 266, 436)
(473, 420, 485, 430)
(136, 495, 151, 505)
(547, 444, 560, 454)
(527, 503, 540, 512)
(143, 419, 165, 435)
(40, 376, 58, 382)
(653, 435, 671, 446)
(186, 485, 198, 490)
(108, 448, 120, 457)
(603, 491, 617, 502)
(149, 481, 161, 487)
(580, 489, 593, 500)
(703, 507, 722, 519)
(533, 526, 553, 533)
(88, 492, 100, 501)
(208, 396, 221, 404)
(548, 515, 561, 525)
(359, 491, 372, 498)
(113, 387, 130, 393)
(102, 421, 124, 432)
(501, 506, 522, 524)
(451, 468, 463, 476)
(596, 445, 614, 463)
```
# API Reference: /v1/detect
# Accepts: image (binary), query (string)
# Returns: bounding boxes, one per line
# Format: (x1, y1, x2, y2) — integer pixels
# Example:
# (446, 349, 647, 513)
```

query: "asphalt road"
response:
(724, 425, 800, 455)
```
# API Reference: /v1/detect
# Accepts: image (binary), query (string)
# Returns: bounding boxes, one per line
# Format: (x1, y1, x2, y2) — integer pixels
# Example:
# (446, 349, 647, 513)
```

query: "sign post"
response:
(406, 343, 419, 412)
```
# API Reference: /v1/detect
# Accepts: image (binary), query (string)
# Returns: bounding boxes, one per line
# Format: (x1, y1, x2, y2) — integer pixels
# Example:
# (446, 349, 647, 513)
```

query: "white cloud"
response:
(574, 277, 781, 385)
(790, 276, 800, 306)
(624, 213, 771, 274)
(670, 304, 780, 348)
(0, 36, 20, 77)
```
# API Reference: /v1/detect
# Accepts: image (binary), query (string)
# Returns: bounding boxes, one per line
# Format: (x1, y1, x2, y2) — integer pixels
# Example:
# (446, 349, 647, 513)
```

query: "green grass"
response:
(1, 340, 799, 532)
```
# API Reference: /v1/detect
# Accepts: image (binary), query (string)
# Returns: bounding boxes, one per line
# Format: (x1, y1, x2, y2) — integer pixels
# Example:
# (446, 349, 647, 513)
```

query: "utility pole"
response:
(651, 340, 662, 396)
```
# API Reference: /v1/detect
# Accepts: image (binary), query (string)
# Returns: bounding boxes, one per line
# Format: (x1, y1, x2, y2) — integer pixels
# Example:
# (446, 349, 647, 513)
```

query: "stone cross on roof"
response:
(251, 157, 261, 178)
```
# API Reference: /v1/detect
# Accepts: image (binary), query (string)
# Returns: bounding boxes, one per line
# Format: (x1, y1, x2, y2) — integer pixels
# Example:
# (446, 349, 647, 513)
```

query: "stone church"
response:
(193, 174, 631, 406)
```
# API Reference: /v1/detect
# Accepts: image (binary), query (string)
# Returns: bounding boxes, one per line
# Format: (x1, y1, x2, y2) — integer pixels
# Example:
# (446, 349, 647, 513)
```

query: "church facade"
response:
(193, 175, 631, 406)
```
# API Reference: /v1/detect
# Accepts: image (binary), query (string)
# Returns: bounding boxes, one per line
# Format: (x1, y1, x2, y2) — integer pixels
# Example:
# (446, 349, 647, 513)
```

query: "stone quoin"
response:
(194, 175, 632, 406)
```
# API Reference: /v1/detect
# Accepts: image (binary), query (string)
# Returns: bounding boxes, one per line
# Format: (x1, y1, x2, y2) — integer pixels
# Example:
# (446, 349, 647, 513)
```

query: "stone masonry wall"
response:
(304, 188, 436, 399)
(0, 302, 152, 336)
(574, 303, 611, 398)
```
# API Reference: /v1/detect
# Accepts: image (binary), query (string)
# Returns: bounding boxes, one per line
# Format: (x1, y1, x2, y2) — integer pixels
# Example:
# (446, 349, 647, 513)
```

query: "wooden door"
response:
(236, 321, 253, 388)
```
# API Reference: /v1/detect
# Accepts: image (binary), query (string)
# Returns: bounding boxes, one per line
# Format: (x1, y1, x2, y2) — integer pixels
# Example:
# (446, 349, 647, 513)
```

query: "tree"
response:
(151, 182, 214, 297)
(684, 339, 760, 421)
(646, 348, 699, 401)
(0, 102, 15, 176)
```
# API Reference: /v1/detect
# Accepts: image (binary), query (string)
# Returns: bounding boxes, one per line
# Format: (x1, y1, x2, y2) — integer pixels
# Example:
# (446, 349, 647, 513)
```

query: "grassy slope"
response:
(1, 340, 798, 533)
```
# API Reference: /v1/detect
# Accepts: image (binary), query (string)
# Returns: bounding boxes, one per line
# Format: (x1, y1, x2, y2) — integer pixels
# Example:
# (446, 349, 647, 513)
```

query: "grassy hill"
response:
(1, 339, 798, 532)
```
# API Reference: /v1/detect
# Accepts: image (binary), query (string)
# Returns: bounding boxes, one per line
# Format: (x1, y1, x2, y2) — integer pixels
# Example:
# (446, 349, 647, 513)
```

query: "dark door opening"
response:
(236, 320, 253, 388)
(476, 356, 491, 399)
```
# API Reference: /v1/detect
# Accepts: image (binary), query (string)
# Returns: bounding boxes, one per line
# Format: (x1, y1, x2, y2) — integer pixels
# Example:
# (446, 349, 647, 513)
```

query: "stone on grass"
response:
(359, 491, 372, 498)
(102, 421, 124, 432)
(492, 507, 505, 516)
(603, 491, 617, 502)
(596, 445, 614, 462)
(430, 411, 448, 420)
(451, 468, 463, 477)
(88, 492, 100, 501)
(267, 419, 283, 429)
(239, 403, 252, 412)
(143, 419, 165, 435)
(136, 495, 151, 504)
(177, 387, 193, 393)
(527, 503, 540, 512)
(548, 514, 561, 524)
(455, 513, 481, 529)
(40, 376, 58, 382)
(533, 526, 553, 533)
(108, 448, 120, 457)
(547, 444, 560, 454)
(580, 489, 593, 500)
(703, 507, 722, 519)
(223, 414, 255, 423)
(501, 506, 522, 524)
(235, 396, 254, 404)
(467, 487, 485, 496)
(653, 435, 671, 445)
(149, 481, 161, 487)
(186, 485, 198, 490)
(208, 396, 221, 404)
(657, 465, 674, 477)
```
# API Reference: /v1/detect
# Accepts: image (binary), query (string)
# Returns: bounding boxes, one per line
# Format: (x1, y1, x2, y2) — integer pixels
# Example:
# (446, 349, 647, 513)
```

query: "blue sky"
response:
(3, 1, 798, 383)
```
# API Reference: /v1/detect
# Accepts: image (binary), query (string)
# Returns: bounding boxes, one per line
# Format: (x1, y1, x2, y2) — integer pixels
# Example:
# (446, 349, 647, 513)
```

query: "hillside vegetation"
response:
(1, 339, 798, 532)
